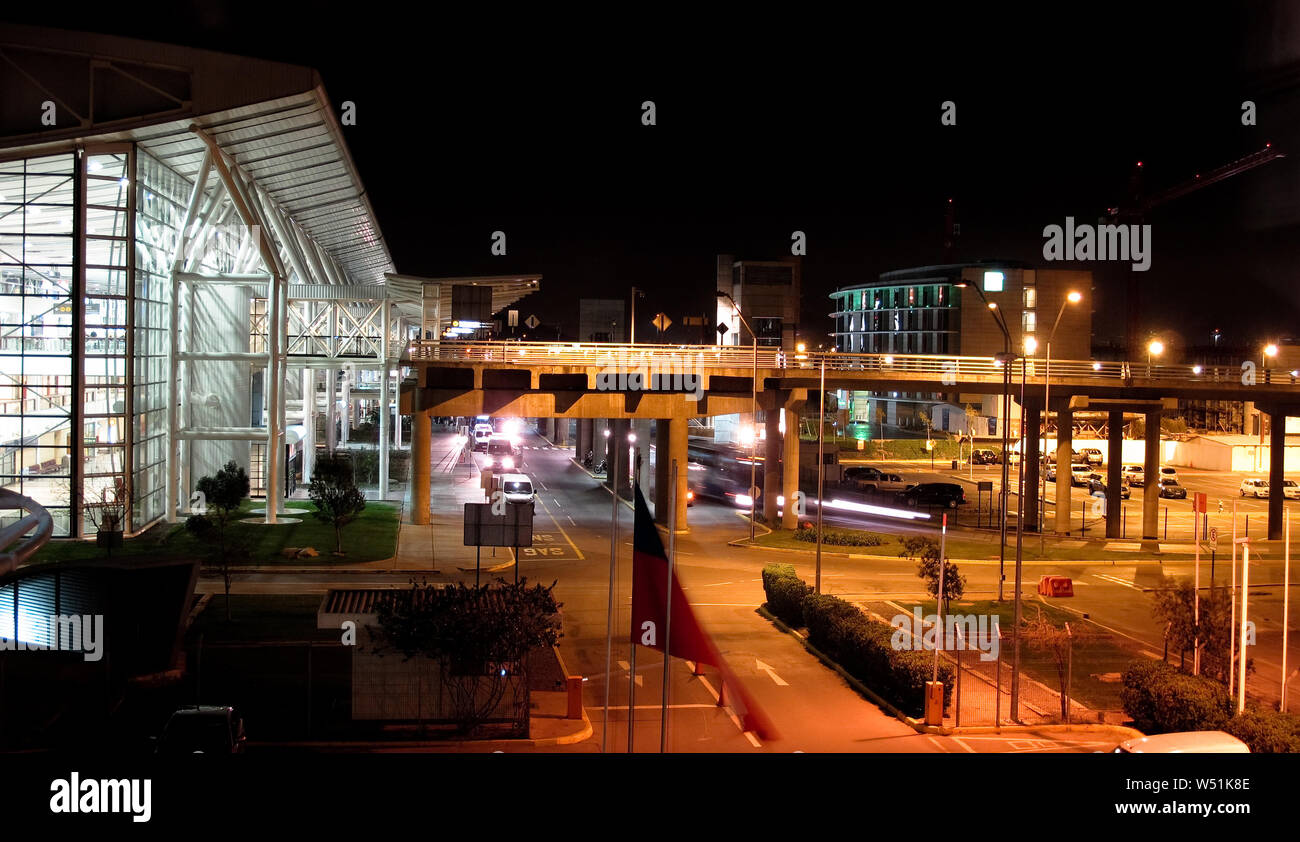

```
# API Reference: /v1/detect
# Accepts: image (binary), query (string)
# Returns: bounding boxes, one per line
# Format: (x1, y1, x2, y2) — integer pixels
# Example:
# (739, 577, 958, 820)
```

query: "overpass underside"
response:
(400, 351, 1300, 542)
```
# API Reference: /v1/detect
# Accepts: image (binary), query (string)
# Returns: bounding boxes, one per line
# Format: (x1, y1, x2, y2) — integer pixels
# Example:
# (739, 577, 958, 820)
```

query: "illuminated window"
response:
(983, 271, 1004, 292)
(1022, 311, 1037, 333)
(1023, 287, 1036, 308)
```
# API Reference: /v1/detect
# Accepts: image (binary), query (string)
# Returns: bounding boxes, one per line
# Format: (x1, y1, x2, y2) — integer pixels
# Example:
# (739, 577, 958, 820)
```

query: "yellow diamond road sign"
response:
(652, 312, 672, 332)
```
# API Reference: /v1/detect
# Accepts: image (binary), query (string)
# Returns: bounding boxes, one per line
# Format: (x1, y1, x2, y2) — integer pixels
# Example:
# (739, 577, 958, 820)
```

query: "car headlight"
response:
(503, 456, 515, 470)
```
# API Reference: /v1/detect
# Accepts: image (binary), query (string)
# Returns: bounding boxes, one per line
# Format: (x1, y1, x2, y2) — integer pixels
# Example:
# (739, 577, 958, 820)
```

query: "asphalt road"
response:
(198, 426, 1300, 749)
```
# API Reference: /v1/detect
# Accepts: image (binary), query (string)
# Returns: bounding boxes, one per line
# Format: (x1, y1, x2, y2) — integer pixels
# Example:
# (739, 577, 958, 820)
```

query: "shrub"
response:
(1120, 660, 1232, 733)
(801, 592, 953, 717)
(761, 564, 808, 627)
(793, 526, 885, 547)
(1224, 710, 1300, 753)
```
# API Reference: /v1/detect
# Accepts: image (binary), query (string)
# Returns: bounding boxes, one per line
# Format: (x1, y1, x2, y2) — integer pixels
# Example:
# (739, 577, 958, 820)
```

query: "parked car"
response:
(1240, 478, 1269, 498)
(874, 472, 913, 493)
(1087, 477, 1131, 499)
(898, 482, 966, 508)
(1157, 478, 1188, 499)
(1002, 450, 1021, 465)
(1283, 480, 1300, 500)
(156, 706, 247, 755)
(970, 449, 998, 465)
(1159, 466, 1179, 483)
(1080, 447, 1104, 465)
(1121, 465, 1145, 487)
(1112, 731, 1249, 754)
(1069, 463, 1093, 487)
(844, 466, 884, 487)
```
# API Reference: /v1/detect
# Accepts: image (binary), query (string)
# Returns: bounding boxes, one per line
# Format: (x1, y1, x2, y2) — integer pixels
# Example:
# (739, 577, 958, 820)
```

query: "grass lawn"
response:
(751, 526, 1192, 563)
(31, 499, 399, 566)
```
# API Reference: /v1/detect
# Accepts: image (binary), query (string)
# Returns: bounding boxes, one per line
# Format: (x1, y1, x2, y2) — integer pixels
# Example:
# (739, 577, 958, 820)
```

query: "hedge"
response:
(762, 564, 810, 627)
(1224, 710, 1300, 753)
(801, 592, 953, 718)
(793, 526, 886, 547)
(1120, 660, 1233, 734)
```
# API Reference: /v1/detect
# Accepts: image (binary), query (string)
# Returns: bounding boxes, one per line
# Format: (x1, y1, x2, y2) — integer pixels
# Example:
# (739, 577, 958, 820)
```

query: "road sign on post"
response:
(715, 322, 728, 340)
(525, 314, 540, 330)
(1209, 526, 1219, 550)
(652, 312, 672, 333)
(1194, 492, 1207, 514)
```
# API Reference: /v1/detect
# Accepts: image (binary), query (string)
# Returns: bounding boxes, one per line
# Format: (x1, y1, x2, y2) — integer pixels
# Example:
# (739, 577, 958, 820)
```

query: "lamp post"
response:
(717, 290, 759, 541)
(1146, 338, 1164, 377)
(955, 280, 1013, 601)
(1040, 291, 1082, 554)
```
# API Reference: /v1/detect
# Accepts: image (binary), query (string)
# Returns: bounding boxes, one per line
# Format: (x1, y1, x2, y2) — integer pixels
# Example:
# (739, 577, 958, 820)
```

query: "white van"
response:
(494, 473, 537, 512)
(1112, 731, 1249, 753)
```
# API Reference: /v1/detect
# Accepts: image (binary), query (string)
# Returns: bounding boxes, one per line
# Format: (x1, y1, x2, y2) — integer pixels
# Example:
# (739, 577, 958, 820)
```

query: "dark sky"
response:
(7, 4, 1298, 348)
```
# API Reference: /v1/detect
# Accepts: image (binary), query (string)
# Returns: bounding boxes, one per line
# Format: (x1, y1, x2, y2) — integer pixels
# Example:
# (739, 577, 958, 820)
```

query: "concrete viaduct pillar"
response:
(1142, 409, 1160, 540)
(554, 417, 569, 446)
(1267, 407, 1290, 540)
(576, 419, 592, 464)
(1105, 410, 1124, 538)
(782, 407, 800, 529)
(654, 417, 689, 531)
(412, 408, 431, 525)
(764, 411, 782, 523)
(1054, 403, 1073, 534)
(1022, 399, 1041, 533)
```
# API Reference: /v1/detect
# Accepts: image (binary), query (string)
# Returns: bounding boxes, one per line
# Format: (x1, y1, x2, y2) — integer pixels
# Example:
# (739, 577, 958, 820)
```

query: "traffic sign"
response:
(1194, 492, 1207, 513)
(525, 314, 540, 329)
(507, 309, 519, 327)
(652, 312, 672, 332)
(716, 322, 728, 338)
(1209, 526, 1218, 550)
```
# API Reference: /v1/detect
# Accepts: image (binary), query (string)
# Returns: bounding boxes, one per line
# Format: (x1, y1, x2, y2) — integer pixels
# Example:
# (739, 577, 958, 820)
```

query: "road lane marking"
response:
(537, 496, 585, 560)
(951, 736, 977, 753)
(755, 659, 788, 686)
(1093, 573, 1141, 590)
(690, 663, 762, 748)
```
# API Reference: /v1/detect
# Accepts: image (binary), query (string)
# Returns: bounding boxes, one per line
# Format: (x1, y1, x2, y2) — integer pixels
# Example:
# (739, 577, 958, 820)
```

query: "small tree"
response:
(371, 578, 563, 735)
(309, 453, 367, 555)
(902, 535, 965, 614)
(1021, 606, 1089, 720)
(82, 477, 128, 559)
(1152, 576, 1237, 681)
(184, 460, 250, 621)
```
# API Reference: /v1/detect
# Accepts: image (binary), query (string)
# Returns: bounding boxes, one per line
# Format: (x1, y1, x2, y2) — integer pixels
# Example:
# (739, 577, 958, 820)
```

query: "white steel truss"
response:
(165, 126, 409, 524)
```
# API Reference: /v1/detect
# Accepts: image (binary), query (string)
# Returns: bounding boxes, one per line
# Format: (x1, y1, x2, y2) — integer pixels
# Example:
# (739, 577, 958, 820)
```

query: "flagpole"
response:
(660, 460, 677, 752)
(628, 478, 638, 754)
(816, 356, 825, 594)
(602, 429, 619, 753)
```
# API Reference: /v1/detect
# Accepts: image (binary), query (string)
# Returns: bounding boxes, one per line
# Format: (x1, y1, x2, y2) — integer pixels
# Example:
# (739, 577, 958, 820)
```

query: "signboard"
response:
(716, 322, 728, 338)
(464, 502, 534, 548)
(507, 309, 519, 327)
(525, 314, 540, 330)
(652, 312, 672, 332)
(978, 481, 994, 492)
(1209, 526, 1218, 550)
(1194, 492, 1207, 514)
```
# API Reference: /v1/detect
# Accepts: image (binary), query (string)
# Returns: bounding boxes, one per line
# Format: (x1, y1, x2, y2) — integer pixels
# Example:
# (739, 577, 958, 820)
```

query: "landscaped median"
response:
(746, 524, 1202, 563)
(760, 563, 953, 722)
(32, 500, 400, 566)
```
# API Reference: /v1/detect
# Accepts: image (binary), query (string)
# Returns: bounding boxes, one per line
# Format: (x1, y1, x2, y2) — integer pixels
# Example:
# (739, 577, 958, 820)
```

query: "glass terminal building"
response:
(0, 24, 538, 539)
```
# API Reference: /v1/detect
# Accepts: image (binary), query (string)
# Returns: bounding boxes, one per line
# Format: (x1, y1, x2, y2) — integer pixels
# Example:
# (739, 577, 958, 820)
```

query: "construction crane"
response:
(1108, 144, 1286, 357)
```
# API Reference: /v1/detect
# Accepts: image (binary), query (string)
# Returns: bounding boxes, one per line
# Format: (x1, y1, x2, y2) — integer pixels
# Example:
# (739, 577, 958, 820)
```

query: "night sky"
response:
(6, 4, 1298, 348)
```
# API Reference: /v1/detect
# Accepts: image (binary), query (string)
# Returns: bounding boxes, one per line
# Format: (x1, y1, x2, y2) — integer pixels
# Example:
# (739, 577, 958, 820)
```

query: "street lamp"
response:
(957, 279, 1013, 601)
(1147, 338, 1164, 376)
(1264, 342, 1279, 385)
(717, 290, 759, 541)
(1040, 290, 1082, 550)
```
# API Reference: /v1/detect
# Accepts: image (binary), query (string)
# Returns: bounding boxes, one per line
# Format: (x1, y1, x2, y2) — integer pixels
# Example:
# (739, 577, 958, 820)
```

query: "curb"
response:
(755, 605, 1146, 740)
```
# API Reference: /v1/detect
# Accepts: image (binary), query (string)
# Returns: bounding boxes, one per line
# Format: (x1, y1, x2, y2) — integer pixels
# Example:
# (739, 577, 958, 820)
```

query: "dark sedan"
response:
(1157, 479, 1188, 499)
(897, 482, 966, 509)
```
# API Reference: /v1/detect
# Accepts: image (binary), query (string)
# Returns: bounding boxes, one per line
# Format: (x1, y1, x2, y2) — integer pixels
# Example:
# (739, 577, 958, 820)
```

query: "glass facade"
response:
(830, 282, 959, 354)
(0, 153, 76, 536)
(0, 146, 214, 537)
